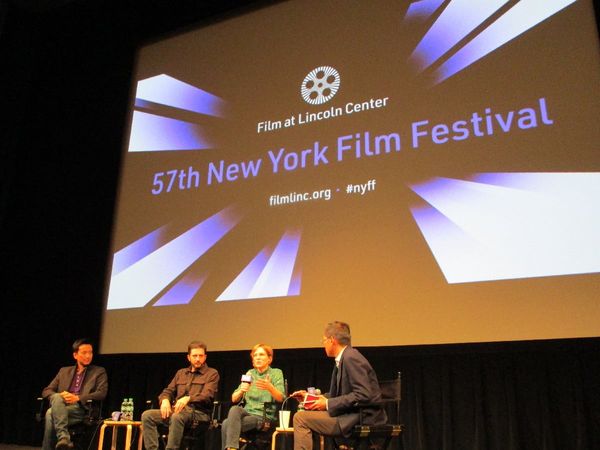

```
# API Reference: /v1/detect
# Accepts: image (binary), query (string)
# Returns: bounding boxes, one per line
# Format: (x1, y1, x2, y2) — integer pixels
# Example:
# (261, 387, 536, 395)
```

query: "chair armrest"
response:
(36, 397, 45, 422)
(82, 399, 103, 425)
(354, 398, 398, 426)
(211, 400, 233, 428)
(353, 400, 388, 409)
(258, 402, 280, 432)
(261, 401, 277, 419)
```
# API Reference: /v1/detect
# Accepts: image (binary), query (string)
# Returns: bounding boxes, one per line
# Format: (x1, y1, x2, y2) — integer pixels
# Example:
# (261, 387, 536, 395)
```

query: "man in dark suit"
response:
(292, 321, 386, 450)
(42, 338, 108, 450)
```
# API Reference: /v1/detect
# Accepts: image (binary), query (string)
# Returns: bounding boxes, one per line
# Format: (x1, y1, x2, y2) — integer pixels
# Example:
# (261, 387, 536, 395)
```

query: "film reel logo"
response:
(300, 66, 341, 105)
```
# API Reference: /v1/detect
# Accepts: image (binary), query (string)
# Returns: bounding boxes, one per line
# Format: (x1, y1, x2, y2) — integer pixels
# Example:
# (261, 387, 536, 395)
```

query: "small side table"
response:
(97, 420, 143, 450)
(271, 427, 324, 450)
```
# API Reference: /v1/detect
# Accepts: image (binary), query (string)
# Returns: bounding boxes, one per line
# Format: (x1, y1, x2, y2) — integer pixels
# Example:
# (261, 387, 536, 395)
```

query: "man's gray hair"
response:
(325, 321, 351, 345)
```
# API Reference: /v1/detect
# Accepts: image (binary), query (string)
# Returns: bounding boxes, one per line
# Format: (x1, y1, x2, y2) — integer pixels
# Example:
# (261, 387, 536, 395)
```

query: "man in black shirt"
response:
(142, 341, 219, 450)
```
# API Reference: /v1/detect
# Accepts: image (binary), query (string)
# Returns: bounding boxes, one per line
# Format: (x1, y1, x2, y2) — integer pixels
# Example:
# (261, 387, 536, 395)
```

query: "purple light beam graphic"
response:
(432, 0, 577, 84)
(153, 273, 208, 306)
(111, 225, 167, 276)
(135, 74, 226, 118)
(409, 0, 509, 73)
(216, 230, 302, 301)
(404, 0, 446, 22)
(107, 206, 242, 309)
(409, 173, 600, 283)
(128, 111, 210, 152)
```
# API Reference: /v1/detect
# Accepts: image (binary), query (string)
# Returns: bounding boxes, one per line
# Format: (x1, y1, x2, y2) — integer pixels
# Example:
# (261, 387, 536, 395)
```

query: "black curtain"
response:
(1, 1, 599, 449)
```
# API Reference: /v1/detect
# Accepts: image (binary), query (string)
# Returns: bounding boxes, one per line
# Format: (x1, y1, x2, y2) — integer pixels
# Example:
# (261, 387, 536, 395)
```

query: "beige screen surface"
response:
(101, 0, 600, 353)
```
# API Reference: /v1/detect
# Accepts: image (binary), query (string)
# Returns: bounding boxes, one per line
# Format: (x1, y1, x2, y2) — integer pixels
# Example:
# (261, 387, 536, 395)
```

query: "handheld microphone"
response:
(240, 374, 252, 403)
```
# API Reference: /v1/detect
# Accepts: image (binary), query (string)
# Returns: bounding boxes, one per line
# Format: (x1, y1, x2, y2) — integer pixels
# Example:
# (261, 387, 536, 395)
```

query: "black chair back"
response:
(378, 372, 401, 424)
(348, 372, 404, 450)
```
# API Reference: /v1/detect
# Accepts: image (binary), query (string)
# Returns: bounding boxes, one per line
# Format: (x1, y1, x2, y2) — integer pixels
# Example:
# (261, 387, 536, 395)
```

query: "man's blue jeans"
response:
(42, 393, 86, 450)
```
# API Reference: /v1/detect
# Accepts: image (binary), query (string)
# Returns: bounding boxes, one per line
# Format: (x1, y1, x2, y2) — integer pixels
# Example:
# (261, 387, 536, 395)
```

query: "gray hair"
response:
(324, 321, 351, 345)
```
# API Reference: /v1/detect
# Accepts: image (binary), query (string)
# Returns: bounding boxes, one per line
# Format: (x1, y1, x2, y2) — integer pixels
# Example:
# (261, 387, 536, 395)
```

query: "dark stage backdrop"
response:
(1, 1, 599, 450)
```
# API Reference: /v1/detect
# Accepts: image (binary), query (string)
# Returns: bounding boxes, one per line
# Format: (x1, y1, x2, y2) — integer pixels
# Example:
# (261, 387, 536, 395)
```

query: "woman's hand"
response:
(256, 374, 284, 402)
(254, 374, 271, 391)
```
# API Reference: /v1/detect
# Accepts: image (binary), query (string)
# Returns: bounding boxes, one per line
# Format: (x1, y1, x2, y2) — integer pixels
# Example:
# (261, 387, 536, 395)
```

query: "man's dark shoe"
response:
(56, 437, 73, 450)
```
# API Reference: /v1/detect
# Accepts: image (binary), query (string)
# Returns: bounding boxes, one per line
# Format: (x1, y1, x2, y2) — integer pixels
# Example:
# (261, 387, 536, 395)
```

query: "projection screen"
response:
(101, 0, 600, 353)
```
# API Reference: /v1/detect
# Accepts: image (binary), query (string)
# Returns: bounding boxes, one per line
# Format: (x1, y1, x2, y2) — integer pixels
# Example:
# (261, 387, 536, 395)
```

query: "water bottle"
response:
(120, 398, 127, 421)
(126, 398, 132, 421)
(129, 398, 135, 421)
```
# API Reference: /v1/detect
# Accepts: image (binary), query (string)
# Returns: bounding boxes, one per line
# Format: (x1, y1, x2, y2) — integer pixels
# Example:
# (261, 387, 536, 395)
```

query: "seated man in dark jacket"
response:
(291, 321, 386, 450)
(142, 341, 220, 450)
(42, 338, 108, 450)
